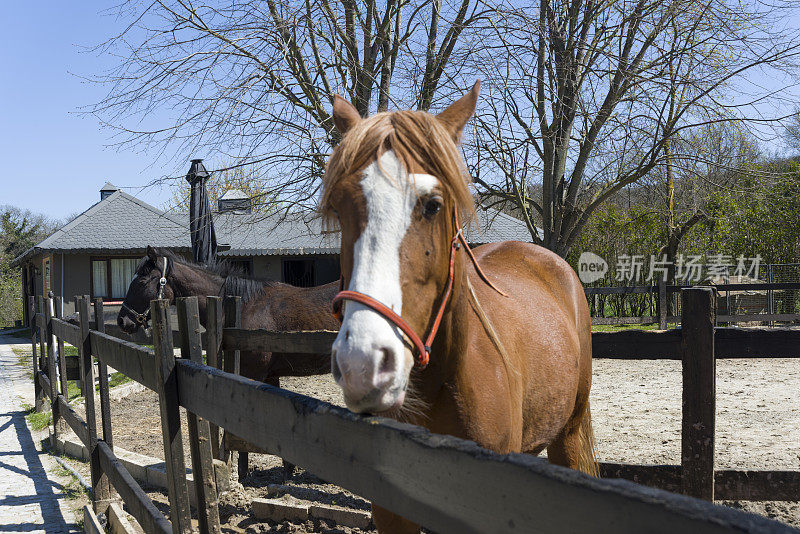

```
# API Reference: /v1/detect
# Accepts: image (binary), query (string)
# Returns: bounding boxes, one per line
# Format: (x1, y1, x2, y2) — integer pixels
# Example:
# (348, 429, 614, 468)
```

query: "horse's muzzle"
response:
(117, 313, 139, 334)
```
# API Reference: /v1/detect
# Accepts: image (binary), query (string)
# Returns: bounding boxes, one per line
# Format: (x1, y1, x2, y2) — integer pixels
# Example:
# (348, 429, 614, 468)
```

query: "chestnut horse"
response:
(321, 82, 597, 533)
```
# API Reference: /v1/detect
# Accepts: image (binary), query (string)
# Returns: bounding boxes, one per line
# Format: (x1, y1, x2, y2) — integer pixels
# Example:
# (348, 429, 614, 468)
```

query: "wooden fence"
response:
(586, 282, 800, 327)
(29, 291, 799, 533)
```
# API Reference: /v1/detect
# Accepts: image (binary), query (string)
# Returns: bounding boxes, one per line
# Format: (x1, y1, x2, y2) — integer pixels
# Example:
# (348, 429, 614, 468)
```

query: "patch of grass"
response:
(13, 347, 34, 380)
(22, 404, 52, 431)
(51, 459, 90, 530)
(591, 322, 678, 332)
(65, 382, 82, 403)
(107, 372, 131, 389)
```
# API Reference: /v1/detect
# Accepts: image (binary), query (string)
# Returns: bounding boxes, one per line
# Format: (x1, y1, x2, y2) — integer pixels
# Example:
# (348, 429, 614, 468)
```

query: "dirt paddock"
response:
(103, 357, 799, 530)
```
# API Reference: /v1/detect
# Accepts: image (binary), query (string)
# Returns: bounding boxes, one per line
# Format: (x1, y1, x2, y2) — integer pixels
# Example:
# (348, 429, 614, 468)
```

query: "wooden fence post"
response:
(176, 297, 222, 534)
(32, 296, 43, 412)
(205, 296, 223, 460)
(93, 299, 113, 449)
(658, 278, 667, 329)
(78, 296, 111, 511)
(681, 287, 716, 501)
(54, 296, 69, 425)
(222, 297, 242, 376)
(151, 298, 192, 534)
(45, 297, 58, 439)
(221, 297, 242, 469)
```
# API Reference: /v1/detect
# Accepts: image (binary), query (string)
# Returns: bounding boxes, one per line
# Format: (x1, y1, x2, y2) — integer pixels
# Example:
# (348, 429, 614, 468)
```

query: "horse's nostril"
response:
(378, 347, 394, 374)
(331, 351, 342, 382)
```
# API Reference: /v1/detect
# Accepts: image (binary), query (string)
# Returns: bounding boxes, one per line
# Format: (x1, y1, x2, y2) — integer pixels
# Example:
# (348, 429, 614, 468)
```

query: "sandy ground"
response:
(77, 358, 799, 530)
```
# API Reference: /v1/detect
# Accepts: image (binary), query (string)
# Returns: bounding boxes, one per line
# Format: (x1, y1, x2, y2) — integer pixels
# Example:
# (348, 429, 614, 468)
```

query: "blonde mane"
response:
(320, 109, 475, 227)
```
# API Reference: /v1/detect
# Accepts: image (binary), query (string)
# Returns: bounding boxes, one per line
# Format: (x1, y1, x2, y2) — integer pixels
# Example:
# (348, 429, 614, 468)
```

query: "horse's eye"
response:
(423, 197, 442, 219)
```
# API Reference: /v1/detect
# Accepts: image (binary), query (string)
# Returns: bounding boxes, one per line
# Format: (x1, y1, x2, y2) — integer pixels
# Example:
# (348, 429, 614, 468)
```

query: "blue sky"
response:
(2, 2, 800, 222)
(0, 2, 179, 220)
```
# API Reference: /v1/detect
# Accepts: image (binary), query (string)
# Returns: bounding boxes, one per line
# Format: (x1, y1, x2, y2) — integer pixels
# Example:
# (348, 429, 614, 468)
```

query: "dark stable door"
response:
(283, 259, 315, 287)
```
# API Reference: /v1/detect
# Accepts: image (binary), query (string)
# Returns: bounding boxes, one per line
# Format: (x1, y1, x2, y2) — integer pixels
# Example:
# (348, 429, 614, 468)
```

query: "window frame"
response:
(89, 255, 141, 302)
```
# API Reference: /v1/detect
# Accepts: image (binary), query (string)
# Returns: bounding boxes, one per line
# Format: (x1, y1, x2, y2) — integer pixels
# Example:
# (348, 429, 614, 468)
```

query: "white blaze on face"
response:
(332, 150, 439, 413)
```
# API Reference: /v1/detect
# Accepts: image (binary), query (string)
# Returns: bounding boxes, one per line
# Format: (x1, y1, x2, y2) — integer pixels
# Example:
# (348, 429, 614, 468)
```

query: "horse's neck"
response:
(170, 264, 225, 326)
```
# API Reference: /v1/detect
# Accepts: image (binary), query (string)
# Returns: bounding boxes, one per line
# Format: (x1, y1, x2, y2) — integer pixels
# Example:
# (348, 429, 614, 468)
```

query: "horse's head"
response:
(117, 246, 175, 333)
(321, 82, 479, 414)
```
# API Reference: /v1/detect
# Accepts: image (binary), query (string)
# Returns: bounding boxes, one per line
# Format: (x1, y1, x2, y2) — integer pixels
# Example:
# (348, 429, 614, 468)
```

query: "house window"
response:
(91, 257, 139, 300)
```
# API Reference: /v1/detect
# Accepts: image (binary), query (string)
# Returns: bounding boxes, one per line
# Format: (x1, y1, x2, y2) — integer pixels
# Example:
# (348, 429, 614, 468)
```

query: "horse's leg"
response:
(265, 376, 296, 480)
(545, 401, 599, 477)
(371, 504, 419, 534)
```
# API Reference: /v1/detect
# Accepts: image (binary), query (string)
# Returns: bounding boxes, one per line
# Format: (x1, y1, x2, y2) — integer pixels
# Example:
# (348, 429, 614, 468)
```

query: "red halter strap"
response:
(331, 207, 505, 369)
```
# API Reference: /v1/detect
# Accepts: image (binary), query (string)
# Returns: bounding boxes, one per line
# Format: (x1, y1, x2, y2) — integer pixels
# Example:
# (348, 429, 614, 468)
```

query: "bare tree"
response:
(470, 0, 800, 257)
(90, 0, 488, 210)
(164, 162, 277, 214)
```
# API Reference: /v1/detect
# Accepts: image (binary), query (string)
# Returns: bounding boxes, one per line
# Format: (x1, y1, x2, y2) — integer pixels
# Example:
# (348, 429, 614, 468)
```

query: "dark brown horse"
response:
(321, 83, 597, 533)
(117, 246, 339, 380)
(117, 246, 339, 478)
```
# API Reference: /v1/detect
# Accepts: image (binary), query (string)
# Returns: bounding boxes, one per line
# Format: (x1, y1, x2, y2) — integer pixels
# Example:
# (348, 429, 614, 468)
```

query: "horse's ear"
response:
(146, 245, 158, 263)
(436, 81, 480, 142)
(332, 95, 361, 136)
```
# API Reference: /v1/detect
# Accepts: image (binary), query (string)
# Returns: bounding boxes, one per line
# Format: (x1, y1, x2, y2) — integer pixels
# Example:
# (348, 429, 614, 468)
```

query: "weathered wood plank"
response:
(681, 288, 716, 501)
(32, 297, 43, 411)
(90, 331, 158, 391)
(222, 328, 338, 354)
(78, 296, 110, 510)
(600, 464, 800, 502)
(591, 327, 800, 360)
(58, 395, 89, 447)
(36, 372, 51, 400)
(591, 329, 682, 359)
(45, 299, 58, 422)
(176, 297, 221, 534)
(97, 441, 171, 534)
(54, 297, 69, 419)
(93, 299, 114, 505)
(151, 299, 192, 534)
(176, 361, 791, 534)
(715, 327, 800, 358)
(205, 296, 223, 460)
(600, 463, 681, 493)
(50, 317, 82, 348)
(93, 299, 114, 449)
(715, 470, 800, 501)
(222, 298, 242, 375)
(220, 297, 242, 464)
(83, 505, 105, 534)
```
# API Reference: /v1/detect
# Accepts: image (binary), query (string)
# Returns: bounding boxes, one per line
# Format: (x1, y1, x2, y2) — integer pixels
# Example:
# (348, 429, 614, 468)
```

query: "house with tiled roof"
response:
(13, 183, 535, 321)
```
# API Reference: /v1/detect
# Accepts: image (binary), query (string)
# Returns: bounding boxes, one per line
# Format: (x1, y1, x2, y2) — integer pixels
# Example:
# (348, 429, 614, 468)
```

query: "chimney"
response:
(217, 189, 252, 214)
(100, 182, 120, 200)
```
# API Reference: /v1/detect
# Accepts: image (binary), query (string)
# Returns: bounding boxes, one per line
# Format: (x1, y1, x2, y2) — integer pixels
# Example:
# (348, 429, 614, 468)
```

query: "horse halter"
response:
(332, 206, 506, 369)
(120, 256, 169, 328)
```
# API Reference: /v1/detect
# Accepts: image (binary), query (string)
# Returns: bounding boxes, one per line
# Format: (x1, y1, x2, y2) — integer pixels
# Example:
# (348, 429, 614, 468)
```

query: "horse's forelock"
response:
(321, 109, 475, 229)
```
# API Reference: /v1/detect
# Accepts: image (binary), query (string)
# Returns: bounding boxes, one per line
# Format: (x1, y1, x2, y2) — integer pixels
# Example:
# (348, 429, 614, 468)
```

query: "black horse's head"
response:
(117, 246, 175, 333)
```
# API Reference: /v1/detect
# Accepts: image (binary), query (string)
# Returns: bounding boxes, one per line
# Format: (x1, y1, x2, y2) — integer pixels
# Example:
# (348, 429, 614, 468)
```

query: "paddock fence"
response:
(586, 281, 800, 327)
(28, 291, 798, 533)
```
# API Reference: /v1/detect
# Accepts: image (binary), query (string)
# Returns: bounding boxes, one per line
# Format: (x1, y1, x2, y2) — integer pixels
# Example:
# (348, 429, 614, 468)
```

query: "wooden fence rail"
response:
(29, 292, 800, 533)
(30, 295, 217, 534)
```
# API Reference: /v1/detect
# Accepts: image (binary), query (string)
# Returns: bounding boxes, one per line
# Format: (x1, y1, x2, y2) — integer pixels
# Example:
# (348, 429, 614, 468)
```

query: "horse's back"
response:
(468, 241, 592, 452)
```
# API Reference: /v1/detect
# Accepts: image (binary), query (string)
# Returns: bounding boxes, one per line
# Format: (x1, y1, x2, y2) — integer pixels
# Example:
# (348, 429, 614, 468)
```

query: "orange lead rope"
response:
(332, 206, 506, 368)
